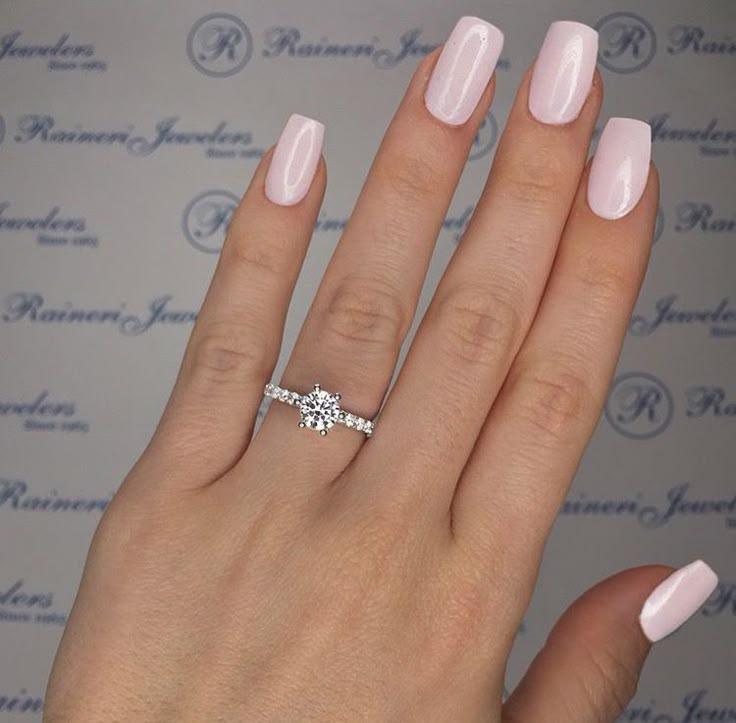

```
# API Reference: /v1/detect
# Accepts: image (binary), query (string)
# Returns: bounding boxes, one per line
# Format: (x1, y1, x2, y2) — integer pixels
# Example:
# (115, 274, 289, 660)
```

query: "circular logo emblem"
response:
(187, 13, 253, 77)
(605, 372, 674, 440)
(182, 190, 239, 253)
(469, 111, 498, 162)
(595, 12, 657, 74)
(653, 205, 665, 244)
(0, 114, 5, 145)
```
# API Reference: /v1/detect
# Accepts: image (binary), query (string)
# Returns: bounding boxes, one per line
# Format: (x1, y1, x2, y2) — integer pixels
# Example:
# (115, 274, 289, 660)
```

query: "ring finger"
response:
(246, 17, 504, 487)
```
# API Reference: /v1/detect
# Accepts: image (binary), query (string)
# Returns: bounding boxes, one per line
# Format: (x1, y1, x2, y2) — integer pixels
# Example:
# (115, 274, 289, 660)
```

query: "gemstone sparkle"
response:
(298, 387, 341, 433)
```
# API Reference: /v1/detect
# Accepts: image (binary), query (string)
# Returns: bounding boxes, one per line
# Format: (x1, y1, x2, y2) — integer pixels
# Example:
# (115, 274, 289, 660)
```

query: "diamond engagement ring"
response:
(263, 382, 375, 437)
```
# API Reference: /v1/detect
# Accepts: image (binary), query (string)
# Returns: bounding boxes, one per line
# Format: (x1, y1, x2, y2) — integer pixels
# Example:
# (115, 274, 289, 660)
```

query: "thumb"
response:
(503, 562, 719, 723)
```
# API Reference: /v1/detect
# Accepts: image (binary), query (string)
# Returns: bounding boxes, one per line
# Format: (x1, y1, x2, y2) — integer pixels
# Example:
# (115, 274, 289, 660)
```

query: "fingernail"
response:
(424, 16, 504, 126)
(639, 560, 719, 643)
(528, 21, 598, 125)
(587, 117, 651, 220)
(265, 113, 325, 206)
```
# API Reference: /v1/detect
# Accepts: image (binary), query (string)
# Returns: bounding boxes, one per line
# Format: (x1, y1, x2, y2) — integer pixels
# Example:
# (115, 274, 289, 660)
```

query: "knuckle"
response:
(431, 285, 521, 367)
(91, 491, 204, 590)
(586, 644, 640, 717)
(320, 275, 406, 351)
(505, 170, 560, 205)
(508, 359, 597, 445)
(87, 492, 162, 565)
(383, 151, 443, 205)
(225, 231, 291, 278)
(575, 251, 639, 304)
(499, 145, 567, 207)
(445, 575, 492, 634)
(189, 323, 270, 386)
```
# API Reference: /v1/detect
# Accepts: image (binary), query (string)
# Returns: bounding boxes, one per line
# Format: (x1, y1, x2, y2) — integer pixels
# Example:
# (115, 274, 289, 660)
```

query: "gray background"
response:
(0, 1, 734, 719)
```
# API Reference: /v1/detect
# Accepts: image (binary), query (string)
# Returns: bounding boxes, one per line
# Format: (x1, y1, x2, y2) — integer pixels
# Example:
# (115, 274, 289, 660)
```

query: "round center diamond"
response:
(298, 389, 341, 432)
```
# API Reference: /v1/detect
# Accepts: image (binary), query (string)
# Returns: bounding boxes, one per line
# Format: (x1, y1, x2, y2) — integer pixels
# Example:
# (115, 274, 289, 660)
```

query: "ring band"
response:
(264, 382, 375, 437)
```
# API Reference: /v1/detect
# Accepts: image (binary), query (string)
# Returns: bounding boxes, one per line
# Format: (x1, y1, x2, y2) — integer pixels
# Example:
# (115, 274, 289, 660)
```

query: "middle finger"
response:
(356, 22, 601, 520)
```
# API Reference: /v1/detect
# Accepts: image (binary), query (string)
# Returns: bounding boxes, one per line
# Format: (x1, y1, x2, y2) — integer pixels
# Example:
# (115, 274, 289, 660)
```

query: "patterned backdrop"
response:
(0, 1, 734, 719)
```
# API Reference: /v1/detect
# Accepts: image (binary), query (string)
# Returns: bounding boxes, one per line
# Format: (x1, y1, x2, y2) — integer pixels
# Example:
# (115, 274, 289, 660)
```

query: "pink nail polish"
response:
(587, 117, 651, 220)
(424, 16, 504, 126)
(639, 560, 719, 643)
(265, 113, 324, 206)
(528, 21, 598, 125)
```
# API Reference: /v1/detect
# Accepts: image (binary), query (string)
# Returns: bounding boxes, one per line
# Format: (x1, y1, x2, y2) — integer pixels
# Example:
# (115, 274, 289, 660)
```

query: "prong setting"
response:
(264, 382, 374, 438)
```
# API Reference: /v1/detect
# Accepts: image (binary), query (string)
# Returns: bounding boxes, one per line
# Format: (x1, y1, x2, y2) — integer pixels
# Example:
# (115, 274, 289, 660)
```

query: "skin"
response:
(45, 49, 668, 722)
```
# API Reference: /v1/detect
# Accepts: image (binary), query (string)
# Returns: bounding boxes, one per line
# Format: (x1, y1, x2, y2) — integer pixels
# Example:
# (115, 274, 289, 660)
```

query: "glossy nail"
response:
(424, 16, 504, 126)
(529, 21, 598, 125)
(587, 117, 651, 220)
(265, 114, 324, 206)
(639, 560, 719, 643)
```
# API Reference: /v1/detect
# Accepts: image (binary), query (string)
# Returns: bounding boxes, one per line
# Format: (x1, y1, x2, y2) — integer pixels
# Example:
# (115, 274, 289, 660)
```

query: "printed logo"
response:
(0, 31, 107, 71)
(649, 113, 736, 158)
(621, 690, 736, 722)
(1, 293, 197, 335)
(674, 201, 736, 234)
(187, 13, 253, 77)
(0, 689, 43, 715)
(653, 205, 664, 244)
(604, 372, 674, 439)
(9, 115, 264, 160)
(270, 26, 512, 71)
(265, 27, 510, 70)
(195, 24, 512, 73)
(468, 112, 498, 162)
(630, 295, 736, 338)
(668, 25, 736, 57)
(604, 376, 735, 436)
(686, 386, 736, 418)
(443, 205, 474, 243)
(595, 12, 657, 73)
(314, 213, 349, 235)
(656, 201, 736, 242)
(183, 190, 238, 253)
(561, 483, 736, 531)
(0, 201, 98, 248)
(0, 577, 73, 633)
(0, 391, 89, 433)
(703, 581, 736, 616)
(0, 580, 67, 628)
(0, 478, 109, 512)
(263, 26, 435, 68)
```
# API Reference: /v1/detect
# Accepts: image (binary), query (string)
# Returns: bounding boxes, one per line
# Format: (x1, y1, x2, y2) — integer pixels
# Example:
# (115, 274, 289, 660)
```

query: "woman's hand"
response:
(44, 18, 715, 722)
